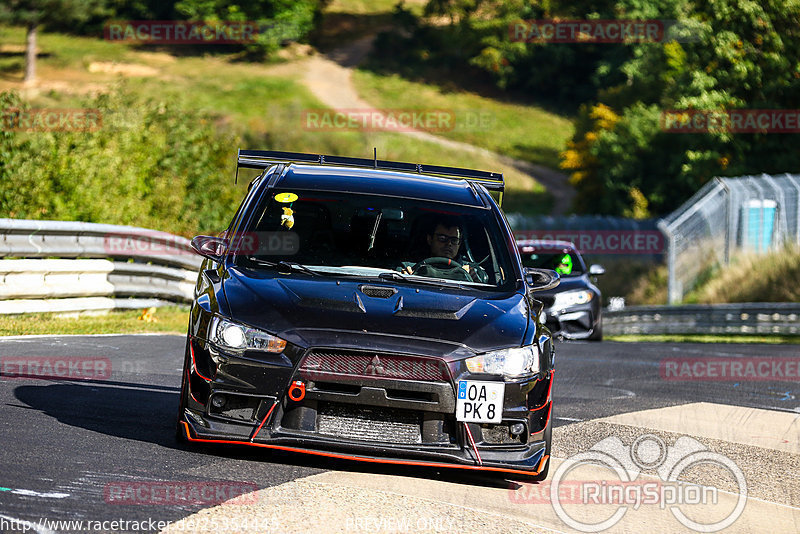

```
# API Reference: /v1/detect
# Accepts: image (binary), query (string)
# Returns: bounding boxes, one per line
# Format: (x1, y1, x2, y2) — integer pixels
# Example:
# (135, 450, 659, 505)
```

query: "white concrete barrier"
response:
(0, 219, 201, 314)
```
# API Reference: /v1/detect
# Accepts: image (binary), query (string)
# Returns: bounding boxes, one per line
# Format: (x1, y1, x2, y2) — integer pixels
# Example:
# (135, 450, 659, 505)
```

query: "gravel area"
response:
(553, 420, 800, 506)
(159, 413, 799, 533)
(160, 479, 555, 534)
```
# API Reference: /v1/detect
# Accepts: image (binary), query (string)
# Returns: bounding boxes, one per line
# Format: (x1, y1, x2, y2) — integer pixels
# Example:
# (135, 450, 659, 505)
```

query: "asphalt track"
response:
(0, 334, 797, 533)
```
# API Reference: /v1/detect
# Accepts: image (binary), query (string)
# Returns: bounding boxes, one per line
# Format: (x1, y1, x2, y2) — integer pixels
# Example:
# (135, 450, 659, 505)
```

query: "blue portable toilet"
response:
(742, 199, 777, 253)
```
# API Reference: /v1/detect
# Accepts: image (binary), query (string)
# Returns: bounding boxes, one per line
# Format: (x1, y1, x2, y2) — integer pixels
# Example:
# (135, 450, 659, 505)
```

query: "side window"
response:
(227, 174, 272, 237)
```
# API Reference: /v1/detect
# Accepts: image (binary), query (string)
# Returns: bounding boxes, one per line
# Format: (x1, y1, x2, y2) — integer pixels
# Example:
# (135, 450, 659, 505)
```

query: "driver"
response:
(428, 222, 461, 261)
(399, 217, 488, 283)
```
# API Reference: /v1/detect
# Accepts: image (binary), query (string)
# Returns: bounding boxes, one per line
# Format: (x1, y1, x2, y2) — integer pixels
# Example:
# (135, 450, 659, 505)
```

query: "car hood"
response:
(222, 267, 529, 360)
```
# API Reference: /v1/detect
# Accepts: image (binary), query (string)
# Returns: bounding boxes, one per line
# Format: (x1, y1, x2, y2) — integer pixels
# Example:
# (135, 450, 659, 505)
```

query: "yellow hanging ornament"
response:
(280, 207, 295, 229)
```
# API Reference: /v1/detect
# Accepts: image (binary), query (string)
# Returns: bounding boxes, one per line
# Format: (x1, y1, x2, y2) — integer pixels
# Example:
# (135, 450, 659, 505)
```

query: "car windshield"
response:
(234, 189, 516, 289)
(519, 247, 584, 277)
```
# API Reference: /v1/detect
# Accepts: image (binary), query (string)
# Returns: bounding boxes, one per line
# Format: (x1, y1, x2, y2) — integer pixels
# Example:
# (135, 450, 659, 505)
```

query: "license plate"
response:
(456, 380, 504, 423)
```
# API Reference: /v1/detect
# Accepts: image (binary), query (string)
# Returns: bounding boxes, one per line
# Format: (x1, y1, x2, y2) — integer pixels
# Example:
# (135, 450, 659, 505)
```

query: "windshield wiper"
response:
(378, 271, 468, 290)
(378, 271, 406, 282)
(246, 257, 321, 276)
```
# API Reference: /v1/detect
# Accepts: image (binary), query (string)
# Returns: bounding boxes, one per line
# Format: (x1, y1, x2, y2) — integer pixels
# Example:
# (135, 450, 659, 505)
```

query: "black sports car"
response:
(177, 150, 559, 479)
(517, 240, 604, 341)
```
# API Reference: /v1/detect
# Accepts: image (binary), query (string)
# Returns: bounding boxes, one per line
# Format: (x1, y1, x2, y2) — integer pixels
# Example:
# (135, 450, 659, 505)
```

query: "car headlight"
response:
(209, 317, 286, 353)
(465, 345, 539, 379)
(553, 289, 594, 310)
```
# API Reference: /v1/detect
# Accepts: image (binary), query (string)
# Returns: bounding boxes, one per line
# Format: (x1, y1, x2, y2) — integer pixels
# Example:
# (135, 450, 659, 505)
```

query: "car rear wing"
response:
(236, 149, 505, 200)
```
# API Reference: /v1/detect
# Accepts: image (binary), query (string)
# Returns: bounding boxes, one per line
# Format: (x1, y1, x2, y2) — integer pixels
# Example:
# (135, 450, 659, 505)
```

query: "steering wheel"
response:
(410, 256, 463, 274)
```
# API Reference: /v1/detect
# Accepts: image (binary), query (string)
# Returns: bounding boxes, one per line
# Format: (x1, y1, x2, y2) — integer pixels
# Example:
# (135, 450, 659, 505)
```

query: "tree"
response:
(563, 0, 800, 216)
(0, 0, 109, 84)
(174, 0, 325, 55)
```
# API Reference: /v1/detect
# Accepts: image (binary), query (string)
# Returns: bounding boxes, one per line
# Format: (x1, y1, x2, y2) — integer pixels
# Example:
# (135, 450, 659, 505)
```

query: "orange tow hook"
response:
(288, 381, 306, 402)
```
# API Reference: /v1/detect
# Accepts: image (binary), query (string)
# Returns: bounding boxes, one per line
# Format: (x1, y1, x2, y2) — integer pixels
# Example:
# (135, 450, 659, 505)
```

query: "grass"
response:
(686, 245, 800, 304)
(621, 263, 668, 306)
(352, 69, 575, 169)
(1, 26, 550, 216)
(608, 334, 800, 344)
(606, 245, 800, 307)
(0, 306, 189, 336)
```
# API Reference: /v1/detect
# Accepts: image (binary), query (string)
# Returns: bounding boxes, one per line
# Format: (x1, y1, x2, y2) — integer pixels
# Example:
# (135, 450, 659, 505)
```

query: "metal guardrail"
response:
(0, 218, 200, 270)
(0, 219, 201, 314)
(603, 303, 800, 336)
(3, 219, 799, 334)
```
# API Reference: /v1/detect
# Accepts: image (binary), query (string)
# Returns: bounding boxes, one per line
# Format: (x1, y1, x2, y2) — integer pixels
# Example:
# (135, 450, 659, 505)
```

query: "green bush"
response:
(0, 87, 243, 236)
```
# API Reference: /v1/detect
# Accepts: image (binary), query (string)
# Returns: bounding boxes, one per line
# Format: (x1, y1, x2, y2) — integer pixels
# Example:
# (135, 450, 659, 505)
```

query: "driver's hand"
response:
(462, 264, 482, 282)
(404, 266, 413, 274)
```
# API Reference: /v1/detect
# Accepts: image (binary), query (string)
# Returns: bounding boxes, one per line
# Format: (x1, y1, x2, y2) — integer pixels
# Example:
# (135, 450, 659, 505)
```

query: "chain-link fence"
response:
(659, 174, 800, 304)
(507, 214, 665, 305)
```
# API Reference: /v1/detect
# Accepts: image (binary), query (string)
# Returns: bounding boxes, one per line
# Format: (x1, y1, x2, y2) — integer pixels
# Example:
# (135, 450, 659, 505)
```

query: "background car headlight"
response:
(210, 317, 286, 353)
(553, 289, 594, 309)
(465, 345, 539, 379)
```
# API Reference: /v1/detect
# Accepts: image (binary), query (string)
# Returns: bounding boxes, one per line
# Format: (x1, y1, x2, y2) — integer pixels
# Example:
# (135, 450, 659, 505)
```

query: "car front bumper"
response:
(544, 304, 599, 339)
(180, 337, 553, 476)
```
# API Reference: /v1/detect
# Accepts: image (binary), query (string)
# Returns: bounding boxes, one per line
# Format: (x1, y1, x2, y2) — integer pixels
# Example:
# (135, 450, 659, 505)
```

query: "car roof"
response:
(516, 239, 578, 251)
(272, 164, 488, 208)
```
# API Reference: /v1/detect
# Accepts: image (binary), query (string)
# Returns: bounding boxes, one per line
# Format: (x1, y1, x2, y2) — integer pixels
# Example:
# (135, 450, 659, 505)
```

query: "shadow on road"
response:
(13, 380, 534, 489)
(14, 380, 179, 447)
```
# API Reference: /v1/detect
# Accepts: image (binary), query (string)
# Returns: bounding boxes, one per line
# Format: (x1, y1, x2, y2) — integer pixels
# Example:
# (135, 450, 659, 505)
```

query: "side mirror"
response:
(589, 264, 605, 276)
(525, 268, 561, 292)
(191, 235, 227, 262)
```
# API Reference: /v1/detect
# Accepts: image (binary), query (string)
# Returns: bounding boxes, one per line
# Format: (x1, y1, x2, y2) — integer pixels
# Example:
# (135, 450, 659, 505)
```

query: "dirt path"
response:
(301, 36, 575, 215)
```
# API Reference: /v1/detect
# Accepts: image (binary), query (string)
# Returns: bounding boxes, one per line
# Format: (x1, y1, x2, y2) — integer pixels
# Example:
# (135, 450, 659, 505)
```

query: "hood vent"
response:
(360, 285, 397, 299)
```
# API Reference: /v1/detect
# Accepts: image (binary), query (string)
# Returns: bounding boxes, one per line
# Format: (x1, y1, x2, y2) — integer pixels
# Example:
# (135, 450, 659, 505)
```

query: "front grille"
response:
(316, 403, 422, 444)
(300, 350, 449, 381)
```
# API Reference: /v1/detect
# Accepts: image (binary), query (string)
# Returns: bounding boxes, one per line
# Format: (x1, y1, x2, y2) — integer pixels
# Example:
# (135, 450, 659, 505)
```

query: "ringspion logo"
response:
(548, 434, 746, 532)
